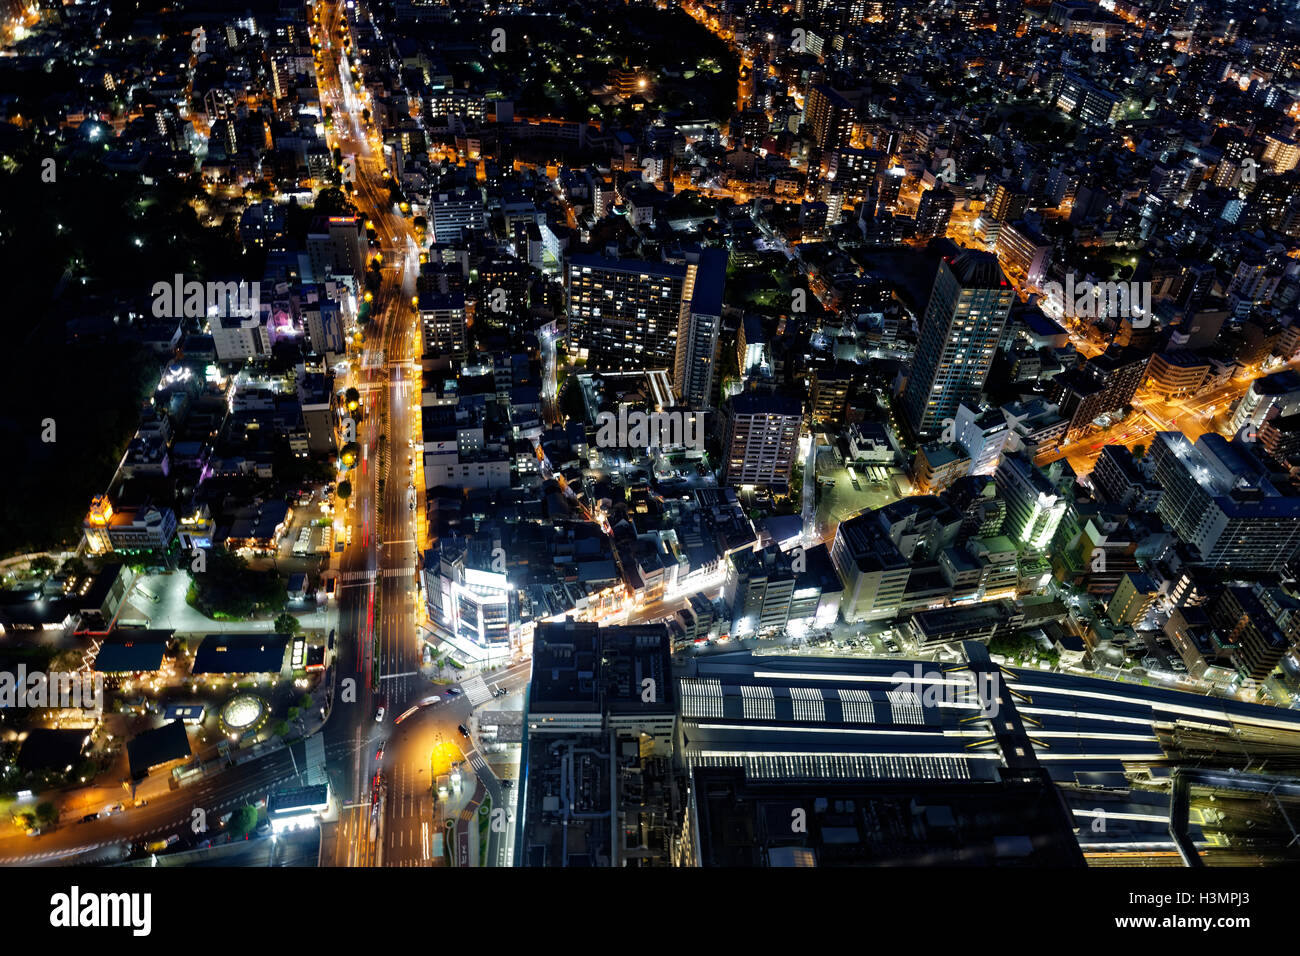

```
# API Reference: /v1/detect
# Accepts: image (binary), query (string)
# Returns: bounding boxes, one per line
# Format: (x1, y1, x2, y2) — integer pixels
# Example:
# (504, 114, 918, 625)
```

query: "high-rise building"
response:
(995, 0, 1024, 36)
(901, 251, 1014, 437)
(520, 619, 677, 867)
(994, 220, 1052, 289)
(430, 187, 488, 243)
(1228, 368, 1300, 436)
(876, 166, 905, 212)
(1263, 134, 1300, 173)
(478, 255, 530, 321)
(987, 183, 1028, 223)
(994, 452, 1068, 551)
(1107, 571, 1158, 626)
(419, 292, 468, 359)
(1144, 350, 1210, 399)
(1056, 73, 1124, 125)
(673, 248, 728, 408)
(1150, 432, 1300, 572)
(423, 538, 516, 657)
(722, 390, 802, 490)
(725, 541, 838, 637)
(810, 360, 855, 427)
(952, 402, 1011, 476)
(915, 185, 955, 239)
(913, 442, 971, 495)
(565, 254, 689, 371)
(1246, 173, 1299, 232)
(1208, 586, 1290, 680)
(828, 147, 883, 201)
(830, 497, 963, 622)
(526, 619, 675, 746)
(802, 85, 864, 151)
(1211, 130, 1253, 188)
(307, 216, 368, 284)
(1051, 347, 1150, 441)
(1089, 445, 1162, 512)
(297, 370, 336, 456)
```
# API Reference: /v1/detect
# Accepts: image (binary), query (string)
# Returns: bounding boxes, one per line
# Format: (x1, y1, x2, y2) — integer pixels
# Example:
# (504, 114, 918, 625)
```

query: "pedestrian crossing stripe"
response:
(462, 675, 491, 706)
(338, 568, 414, 581)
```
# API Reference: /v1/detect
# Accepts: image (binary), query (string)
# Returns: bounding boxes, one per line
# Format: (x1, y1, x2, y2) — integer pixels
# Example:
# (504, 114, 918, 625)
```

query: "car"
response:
(445, 687, 460, 696)
(79, 813, 99, 823)
(457, 724, 470, 738)
(26, 828, 40, 837)
(375, 704, 386, 722)
(376, 744, 385, 760)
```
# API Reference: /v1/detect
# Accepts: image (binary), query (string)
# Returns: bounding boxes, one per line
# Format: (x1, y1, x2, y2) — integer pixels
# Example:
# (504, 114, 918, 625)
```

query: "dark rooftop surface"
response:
(191, 634, 290, 675)
(18, 728, 91, 773)
(126, 720, 191, 780)
(93, 629, 172, 673)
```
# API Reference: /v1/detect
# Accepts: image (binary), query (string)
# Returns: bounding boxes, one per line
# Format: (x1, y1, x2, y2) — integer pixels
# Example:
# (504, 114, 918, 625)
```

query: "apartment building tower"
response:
(901, 251, 1014, 437)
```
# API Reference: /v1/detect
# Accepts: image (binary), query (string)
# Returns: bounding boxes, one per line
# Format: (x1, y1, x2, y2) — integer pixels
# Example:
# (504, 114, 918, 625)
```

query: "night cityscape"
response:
(0, 0, 1295, 928)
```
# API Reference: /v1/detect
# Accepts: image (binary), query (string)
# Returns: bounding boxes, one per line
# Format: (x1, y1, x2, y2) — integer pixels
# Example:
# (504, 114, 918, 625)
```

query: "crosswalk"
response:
(337, 567, 413, 583)
(461, 676, 491, 707)
(467, 750, 490, 776)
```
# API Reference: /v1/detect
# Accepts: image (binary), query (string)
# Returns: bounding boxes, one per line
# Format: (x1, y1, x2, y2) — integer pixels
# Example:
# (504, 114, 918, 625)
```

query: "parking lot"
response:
(814, 456, 905, 540)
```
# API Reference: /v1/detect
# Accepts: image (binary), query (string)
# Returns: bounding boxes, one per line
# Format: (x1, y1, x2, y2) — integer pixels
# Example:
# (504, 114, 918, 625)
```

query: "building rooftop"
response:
(126, 720, 191, 780)
(18, 729, 91, 774)
(727, 390, 803, 418)
(530, 620, 673, 716)
(93, 629, 172, 673)
(192, 634, 290, 675)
